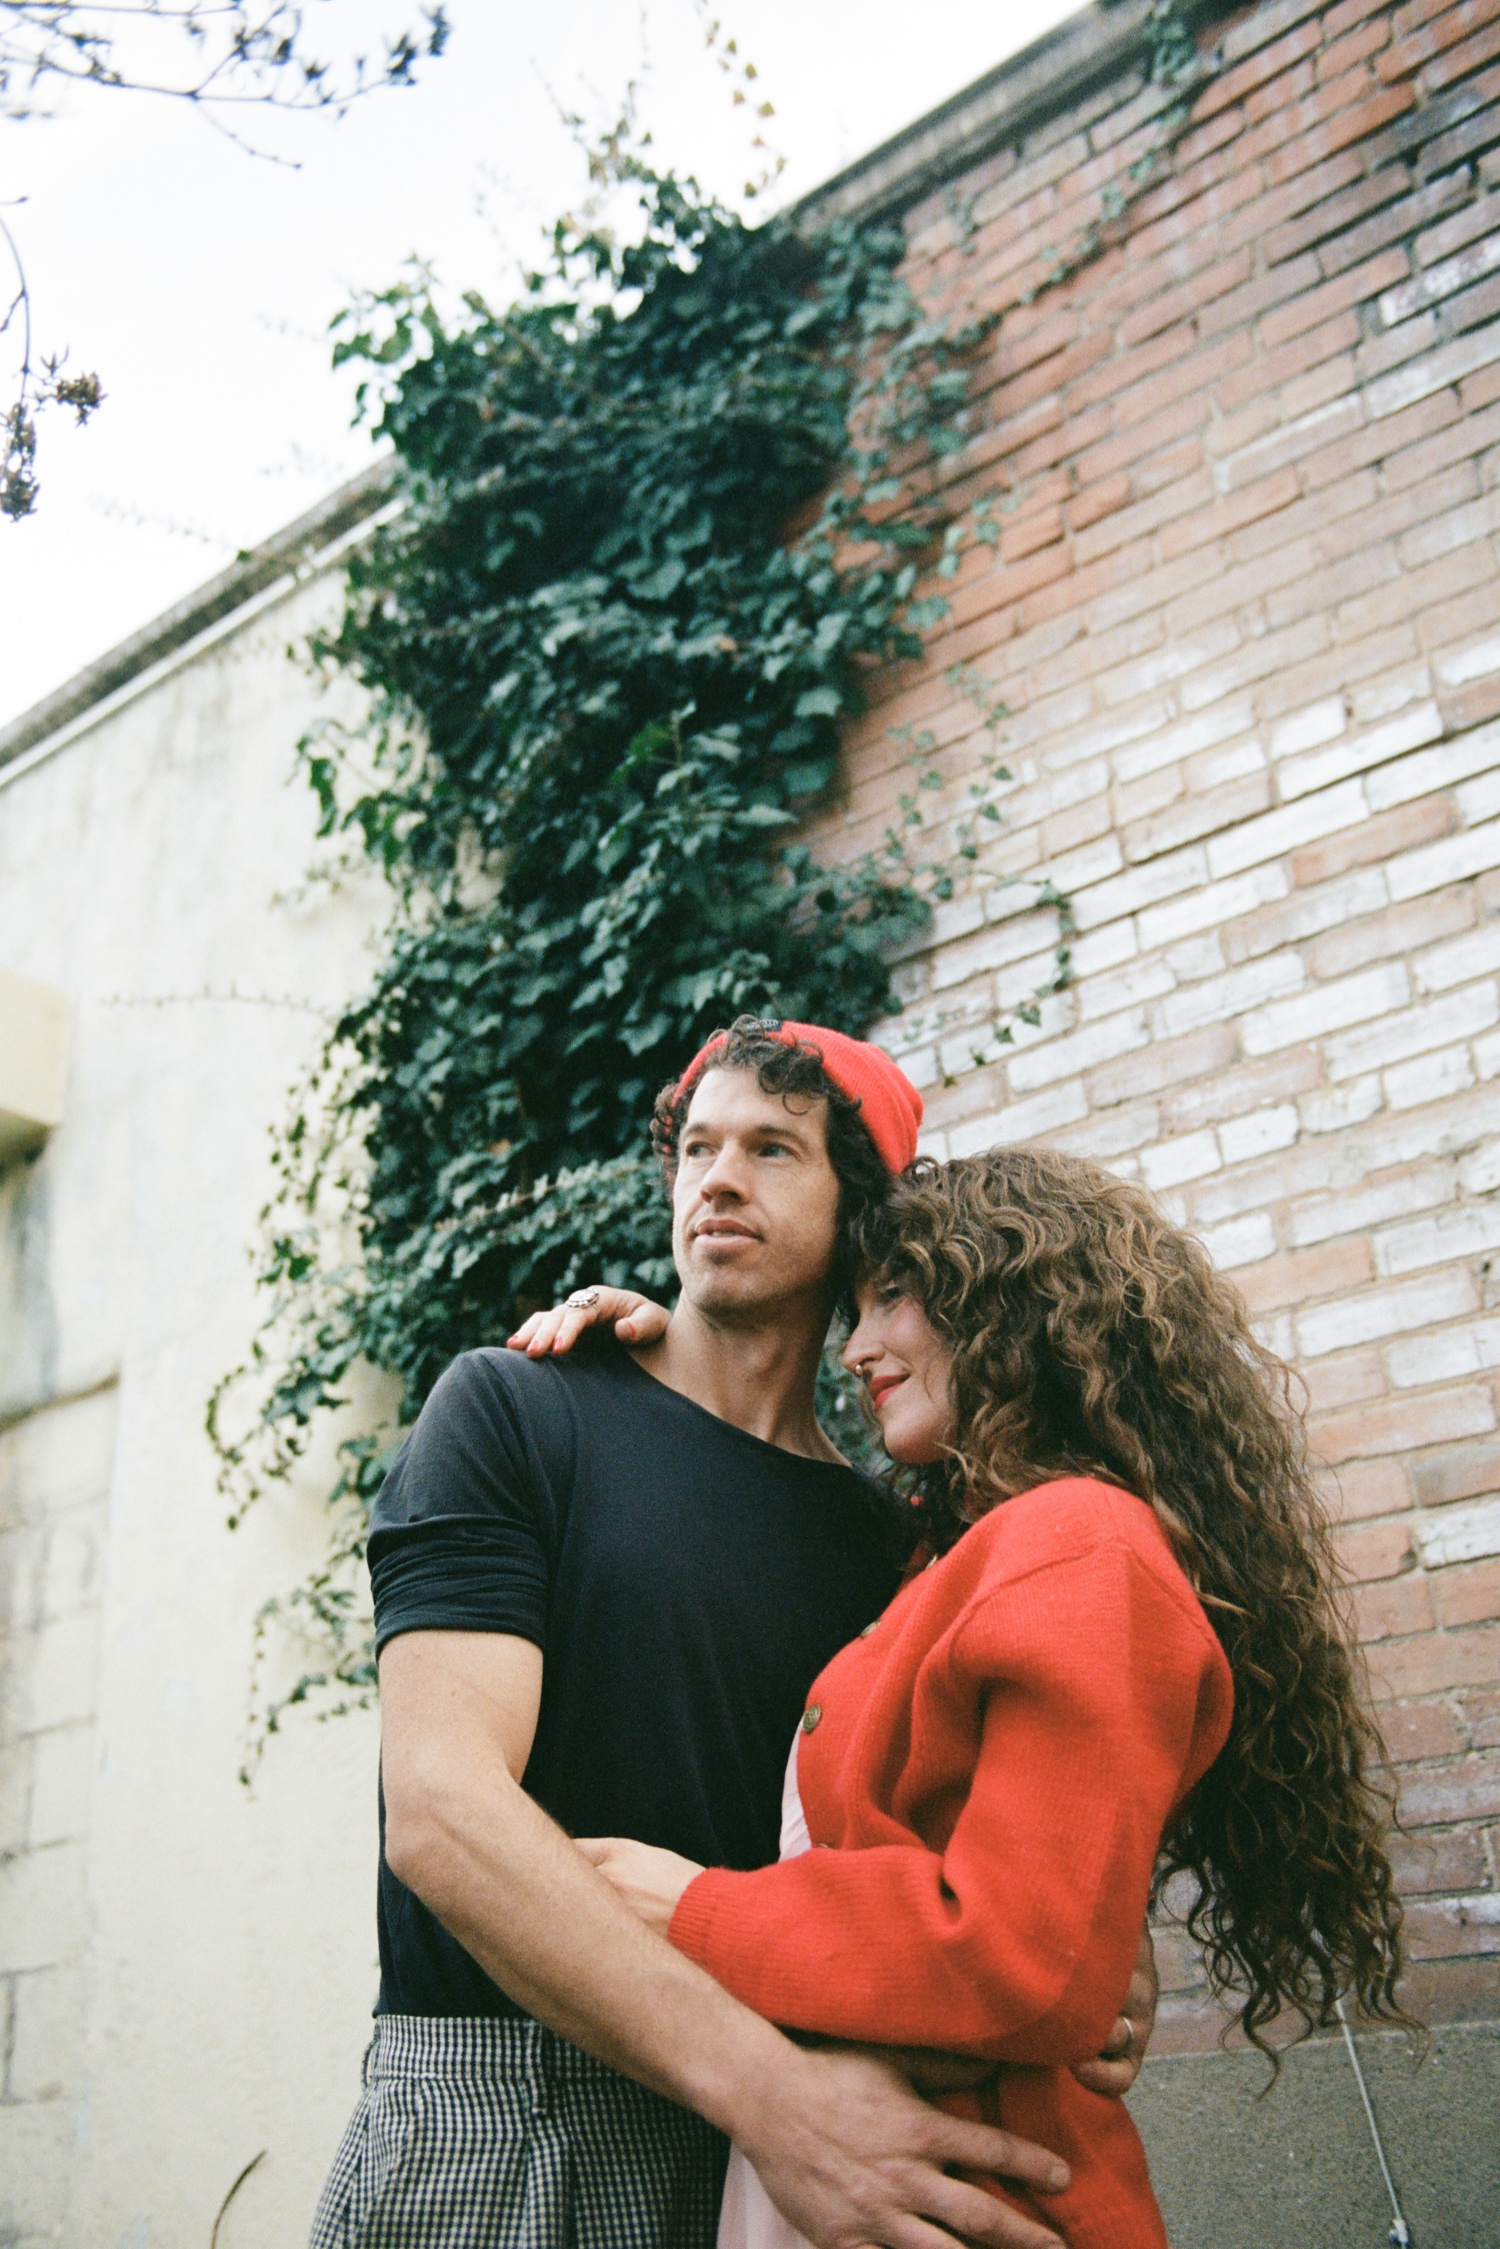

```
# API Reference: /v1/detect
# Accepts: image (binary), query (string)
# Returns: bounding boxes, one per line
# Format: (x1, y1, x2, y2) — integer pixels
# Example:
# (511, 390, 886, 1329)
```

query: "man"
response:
(312, 1017, 1153, 2249)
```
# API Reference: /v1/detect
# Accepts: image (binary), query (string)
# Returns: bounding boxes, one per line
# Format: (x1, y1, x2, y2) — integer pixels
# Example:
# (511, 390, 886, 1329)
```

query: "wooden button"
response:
(801, 1703, 822, 1734)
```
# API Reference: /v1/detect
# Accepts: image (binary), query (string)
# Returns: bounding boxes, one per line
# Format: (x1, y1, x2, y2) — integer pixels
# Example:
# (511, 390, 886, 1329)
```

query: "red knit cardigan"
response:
(669, 1477, 1234, 2249)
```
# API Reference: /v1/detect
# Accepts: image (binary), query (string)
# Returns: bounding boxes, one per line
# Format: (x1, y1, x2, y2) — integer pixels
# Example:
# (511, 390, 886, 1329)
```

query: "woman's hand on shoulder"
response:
(575, 1835, 703, 1935)
(507, 1287, 671, 1357)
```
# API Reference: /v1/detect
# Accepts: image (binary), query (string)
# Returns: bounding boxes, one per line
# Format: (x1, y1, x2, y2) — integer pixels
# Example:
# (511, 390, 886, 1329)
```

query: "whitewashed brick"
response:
(1385, 1042, 1477, 1108)
(1135, 861, 1288, 950)
(18, 1613, 100, 1733)
(933, 919, 1050, 993)
(1112, 698, 1257, 785)
(0, 1841, 87, 1971)
(1289, 1165, 1454, 1249)
(1270, 698, 1345, 762)
(1350, 663, 1432, 725)
(1365, 720, 1500, 810)
(1219, 1103, 1300, 1164)
(1295, 1268, 1478, 1359)
(1461, 1138, 1500, 1195)
(1478, 1026, 1500, 1079)
(1415, 923, 1500, 993)
(1006, 1005, 1150, 1094)
(1412, 1495, 1500, 1569)
(1043, 835, 1126, 894)
(1140, 1130, 1221, 1189)
(28, 1726, 93, 1849)
(0, 2106, 73, 2233)
(1053, 1103, 1161, 1161)
(0, 1390, 116, 1520)
(1195, 1211, 1277, 1268)
(1375, 1197, 1500, 1276)
(1205, 778, 1368, 879)
(1241, 962, 1409, 1056)
(1071, 845, 1209, 933)
(1388, 1314, 1500, 1388)
(1162, 933, 1226, 983)
(1276, 702, 1445, 802)
(40, 1505, 104, 1621)
(1387, 817, 1500, 901)
(1435, 633, 1500, 688)
(1074, 953, 1178, 1022)
(1255, 1310, 1297, 1359)
(1365, 319, 1500, 418)
(1300, 1076, 1384, 1135)
(1067, 922, 1139, 981)
(1152, 950, 1305, 1039)
(1458, 766, 1500, 825)
(9, 1965, 87, 2101)
(947, 1079, 1088, 1156)
(1324, 981, 1500, 1081)
(925, 892, 987, 950)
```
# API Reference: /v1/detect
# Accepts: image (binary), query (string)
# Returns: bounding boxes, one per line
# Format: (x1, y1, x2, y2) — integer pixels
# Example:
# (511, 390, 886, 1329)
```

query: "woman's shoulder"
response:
(953, 1477, 1213, 1633)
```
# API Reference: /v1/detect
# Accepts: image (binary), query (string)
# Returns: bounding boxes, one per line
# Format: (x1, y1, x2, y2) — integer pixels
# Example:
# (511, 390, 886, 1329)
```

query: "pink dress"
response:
(716, 1741, 814, 2249)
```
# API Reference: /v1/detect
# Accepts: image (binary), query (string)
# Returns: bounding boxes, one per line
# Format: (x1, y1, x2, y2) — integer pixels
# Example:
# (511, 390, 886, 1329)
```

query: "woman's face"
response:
(842, 1276, 955, 1464)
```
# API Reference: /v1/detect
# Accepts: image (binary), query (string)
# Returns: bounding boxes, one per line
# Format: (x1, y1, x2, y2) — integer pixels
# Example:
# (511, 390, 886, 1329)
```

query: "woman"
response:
(525, 1147, 1412, 2249)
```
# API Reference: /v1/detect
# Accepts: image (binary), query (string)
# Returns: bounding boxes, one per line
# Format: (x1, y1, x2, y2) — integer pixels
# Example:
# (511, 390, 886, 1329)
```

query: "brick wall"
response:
(815, 0, 1500, 2042)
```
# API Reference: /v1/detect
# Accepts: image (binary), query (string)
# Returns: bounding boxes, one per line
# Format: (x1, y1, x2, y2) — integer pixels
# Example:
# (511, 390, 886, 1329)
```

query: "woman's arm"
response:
(666, 1540, 1229, 2066)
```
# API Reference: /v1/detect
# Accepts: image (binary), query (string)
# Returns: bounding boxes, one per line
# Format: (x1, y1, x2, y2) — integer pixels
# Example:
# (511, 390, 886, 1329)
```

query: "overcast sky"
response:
(0, 0, 1083, 729)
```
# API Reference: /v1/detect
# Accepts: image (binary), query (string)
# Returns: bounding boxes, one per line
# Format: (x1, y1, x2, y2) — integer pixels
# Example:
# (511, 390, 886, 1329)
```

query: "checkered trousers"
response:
(310, 2014, 728, 2249)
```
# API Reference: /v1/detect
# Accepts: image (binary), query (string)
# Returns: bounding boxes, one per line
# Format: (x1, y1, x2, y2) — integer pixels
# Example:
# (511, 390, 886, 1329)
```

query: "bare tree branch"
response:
(1, 3, 450, 515)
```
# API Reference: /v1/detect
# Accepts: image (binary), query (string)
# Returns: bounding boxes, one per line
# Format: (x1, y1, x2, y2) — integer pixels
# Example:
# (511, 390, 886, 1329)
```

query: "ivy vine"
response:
(211, 4, 1210, 1766)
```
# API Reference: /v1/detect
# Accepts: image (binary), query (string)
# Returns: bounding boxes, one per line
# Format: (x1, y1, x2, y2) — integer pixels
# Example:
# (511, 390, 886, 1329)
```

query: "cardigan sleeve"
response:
(667, 1537, 1230, 2064)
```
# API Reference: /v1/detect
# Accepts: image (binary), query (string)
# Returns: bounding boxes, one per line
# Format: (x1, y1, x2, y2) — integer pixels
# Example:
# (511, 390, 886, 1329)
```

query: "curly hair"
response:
(853, 1145, 1416, 2057)
(652, 1016, 892, 1294)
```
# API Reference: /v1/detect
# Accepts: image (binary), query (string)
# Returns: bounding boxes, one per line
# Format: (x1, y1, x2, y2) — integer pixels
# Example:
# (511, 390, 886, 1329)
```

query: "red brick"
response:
(1425, 14, 1500, 90)
(1083, 1022, 1240, 1109)
(1399, 1748, 1500, 1824)
(1368, 1619, 1500, 1695)
(1198, 18, 1325, 120)
(1159, 1044, 1324, 1133)
(1435, 1555, 1500, 1628)
(1158, 466, 1301, 559)
(1304, 1349, 1389, 1413)
(1380, 0, 1500, 79)
(1382, 1698, 1469, 1759)
(1217, 310, 1362, 410)
(1387, 1823, 1490, 1890)
(1258, 245, 1412, 350)
(1403, 1892, 1500, 1957)
(1314, 1383, 1498, 1467)
(1460, 1687, 1500, 1745)
(1440, 672, 1500, 730)
(1245, 57, 1321, 126)
(1339, 1515, 1418, 1581)
(1409, 1437, 1500, 1507)
(1321, 16, 1394, 78)
(1066, 472, 1130, 531)
(1354, 1570, 1438, 1638)
(1265, 83, 1419, 185)
(1289, 793, 1459, 886)
(1320, 1426, 1409, 1504)
(1400, 1953, 1500, 2024)
(1235, 1234, 1376, 1314)
(1305, 885, 1477, 978)
(1117, 248, 1255, 349)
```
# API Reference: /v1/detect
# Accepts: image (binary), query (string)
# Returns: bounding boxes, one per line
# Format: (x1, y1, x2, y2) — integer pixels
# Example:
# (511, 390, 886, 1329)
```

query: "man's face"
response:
(671, 1066, 842, 1322)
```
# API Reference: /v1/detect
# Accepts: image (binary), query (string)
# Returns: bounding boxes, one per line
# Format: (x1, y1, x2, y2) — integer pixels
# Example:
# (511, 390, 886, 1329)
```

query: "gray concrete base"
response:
(1126, 2021, 1498, 2247)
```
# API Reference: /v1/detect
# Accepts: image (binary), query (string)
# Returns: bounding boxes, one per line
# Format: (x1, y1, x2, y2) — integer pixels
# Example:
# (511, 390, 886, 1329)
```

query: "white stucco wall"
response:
(0, 565, 395, 2248)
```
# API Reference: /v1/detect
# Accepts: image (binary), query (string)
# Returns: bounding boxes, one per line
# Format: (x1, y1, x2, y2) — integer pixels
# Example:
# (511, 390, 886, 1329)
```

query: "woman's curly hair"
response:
(853, 1145, 1417, 2057)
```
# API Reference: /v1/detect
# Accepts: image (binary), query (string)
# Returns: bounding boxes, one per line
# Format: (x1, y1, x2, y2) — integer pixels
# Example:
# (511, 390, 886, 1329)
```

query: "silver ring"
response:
(564, 1288, 602, 1310)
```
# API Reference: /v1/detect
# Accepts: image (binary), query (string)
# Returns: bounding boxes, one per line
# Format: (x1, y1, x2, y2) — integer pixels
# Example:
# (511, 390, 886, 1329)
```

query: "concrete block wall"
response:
(810, 0, 1500, 2054)
(0, 1386, 115, 2247)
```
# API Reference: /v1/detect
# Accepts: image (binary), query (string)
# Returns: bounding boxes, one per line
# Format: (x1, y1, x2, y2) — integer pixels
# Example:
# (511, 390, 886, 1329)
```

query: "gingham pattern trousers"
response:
(310, 2015, 728, 2249)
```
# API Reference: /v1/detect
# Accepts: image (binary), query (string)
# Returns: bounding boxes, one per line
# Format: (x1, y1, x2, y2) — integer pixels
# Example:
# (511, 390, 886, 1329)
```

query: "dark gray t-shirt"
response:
(368, 1340, 901, 2017)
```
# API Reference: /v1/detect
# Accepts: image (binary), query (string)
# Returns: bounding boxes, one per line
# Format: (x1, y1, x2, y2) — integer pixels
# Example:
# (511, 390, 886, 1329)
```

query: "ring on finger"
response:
(565, 1288, 602, 1309)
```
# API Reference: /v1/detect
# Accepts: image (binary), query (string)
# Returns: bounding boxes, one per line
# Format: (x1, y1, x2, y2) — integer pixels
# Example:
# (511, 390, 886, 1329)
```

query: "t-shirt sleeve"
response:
(367, 1350, 562, 1655)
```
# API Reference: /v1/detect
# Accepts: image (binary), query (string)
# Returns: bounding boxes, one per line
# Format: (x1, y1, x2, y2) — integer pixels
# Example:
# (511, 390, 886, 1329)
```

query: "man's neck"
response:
(629, 1295, 843, 1465)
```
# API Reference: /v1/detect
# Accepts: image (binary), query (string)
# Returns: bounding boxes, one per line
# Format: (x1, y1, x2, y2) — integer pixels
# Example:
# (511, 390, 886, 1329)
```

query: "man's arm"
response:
(380, 1629, 1070, 2249)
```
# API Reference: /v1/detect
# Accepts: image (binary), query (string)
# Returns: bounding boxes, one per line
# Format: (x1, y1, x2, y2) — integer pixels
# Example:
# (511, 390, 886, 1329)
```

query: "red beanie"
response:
(676, 1020, 923, 1175)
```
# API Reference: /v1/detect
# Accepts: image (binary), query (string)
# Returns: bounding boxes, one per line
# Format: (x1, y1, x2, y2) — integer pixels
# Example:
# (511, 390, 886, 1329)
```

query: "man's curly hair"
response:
(853, 1144, 1417, 2059)
(652, 1016, 891, 1294)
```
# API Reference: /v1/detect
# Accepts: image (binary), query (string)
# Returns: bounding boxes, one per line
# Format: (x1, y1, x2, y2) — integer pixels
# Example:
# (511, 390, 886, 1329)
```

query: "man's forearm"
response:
(388, 1752, 796, 2135)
